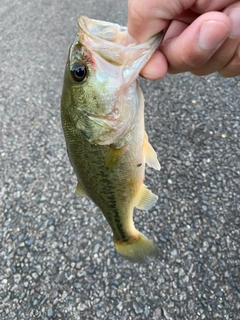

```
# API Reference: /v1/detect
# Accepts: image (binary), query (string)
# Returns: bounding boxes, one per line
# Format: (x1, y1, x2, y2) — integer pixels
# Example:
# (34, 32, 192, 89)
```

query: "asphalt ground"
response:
(1, 0, 240, 319)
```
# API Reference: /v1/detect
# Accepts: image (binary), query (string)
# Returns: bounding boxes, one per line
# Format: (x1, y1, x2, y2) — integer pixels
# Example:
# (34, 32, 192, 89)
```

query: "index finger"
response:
(127, 0, 237, 42)
(127, 0, 188, 42)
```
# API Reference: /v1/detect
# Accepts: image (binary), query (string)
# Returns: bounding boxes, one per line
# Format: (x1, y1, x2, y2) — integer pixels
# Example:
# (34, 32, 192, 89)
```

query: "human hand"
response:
(127, 0, 240, 78)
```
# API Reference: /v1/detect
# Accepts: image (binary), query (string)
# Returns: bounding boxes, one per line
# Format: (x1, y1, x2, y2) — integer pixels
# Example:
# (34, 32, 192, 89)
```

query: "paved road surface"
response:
(1, 0, 239, 319)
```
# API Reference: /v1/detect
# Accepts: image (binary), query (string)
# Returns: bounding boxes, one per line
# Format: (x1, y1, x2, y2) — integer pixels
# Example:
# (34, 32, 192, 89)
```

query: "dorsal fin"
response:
(143, 132, 161, 170)
(135, 184, 158, 210)
(75, 182, 89, 198)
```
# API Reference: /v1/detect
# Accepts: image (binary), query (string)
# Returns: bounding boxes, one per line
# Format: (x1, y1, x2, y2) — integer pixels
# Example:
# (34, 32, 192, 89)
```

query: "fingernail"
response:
(198, 21, 229, 50)
(228, 8, 240, 36)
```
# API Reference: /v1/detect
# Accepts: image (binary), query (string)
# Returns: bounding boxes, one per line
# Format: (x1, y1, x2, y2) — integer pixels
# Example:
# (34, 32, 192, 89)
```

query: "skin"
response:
(127, 0, 240, 78)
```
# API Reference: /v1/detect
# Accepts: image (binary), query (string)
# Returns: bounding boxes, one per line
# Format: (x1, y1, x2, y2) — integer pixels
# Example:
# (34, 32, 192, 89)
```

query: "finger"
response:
(140, 3, 240, 78)
(191, 4, 240, 76)
(218, 3, 240, 76)
(140, 51, 168, 79)
(191, 36, 240, 76)
(160, 12, 231, 74)
(140, 21, 188, 79)
(192, 0, 238, 13)
(127, 0, 193, 43)
(196, 3, 240, 76)
(140, 13, 232, 79)
(127, 0, 235, 43)
(219, 43, 240, 77)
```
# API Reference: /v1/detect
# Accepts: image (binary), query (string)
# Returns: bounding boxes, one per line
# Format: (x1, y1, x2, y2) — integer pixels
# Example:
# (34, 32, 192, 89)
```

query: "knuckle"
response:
(178, 47, 207, 70)
(191, 68, 210, 76)
(218, 43, 240, 77)
(128, 0, 147, 26)
(128, 0, 162, 22)
(193, 0, 218, 13)
(167, 45, 209, 74)
(127, 0, 138, 18)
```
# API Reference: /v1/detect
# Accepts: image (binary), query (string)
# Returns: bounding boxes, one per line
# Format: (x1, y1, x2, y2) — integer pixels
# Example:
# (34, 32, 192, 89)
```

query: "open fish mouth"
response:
(78, 15, 128, 44)
(77, 15, 164, 85)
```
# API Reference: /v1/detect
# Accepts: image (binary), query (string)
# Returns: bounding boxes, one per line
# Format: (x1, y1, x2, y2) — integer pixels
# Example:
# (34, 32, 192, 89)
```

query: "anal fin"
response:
(76, 182, 88, 198)
(135, 184, 158, 210)
(144, 131, 161, 170)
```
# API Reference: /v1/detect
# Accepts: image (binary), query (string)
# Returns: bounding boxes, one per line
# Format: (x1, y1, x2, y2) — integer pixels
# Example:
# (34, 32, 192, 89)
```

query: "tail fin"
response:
(114, 232, 159, 263)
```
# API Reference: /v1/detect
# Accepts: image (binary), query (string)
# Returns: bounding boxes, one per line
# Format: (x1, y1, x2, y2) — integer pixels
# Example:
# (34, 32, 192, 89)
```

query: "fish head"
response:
(62, 16, 163, 145)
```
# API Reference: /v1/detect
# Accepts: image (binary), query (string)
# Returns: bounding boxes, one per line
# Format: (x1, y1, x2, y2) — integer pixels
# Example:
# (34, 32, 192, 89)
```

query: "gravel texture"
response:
(1, 0, 240, 319)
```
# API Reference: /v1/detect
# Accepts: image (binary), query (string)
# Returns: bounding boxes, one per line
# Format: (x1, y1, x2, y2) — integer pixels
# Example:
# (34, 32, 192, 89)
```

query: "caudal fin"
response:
(114, 232, 159, 263)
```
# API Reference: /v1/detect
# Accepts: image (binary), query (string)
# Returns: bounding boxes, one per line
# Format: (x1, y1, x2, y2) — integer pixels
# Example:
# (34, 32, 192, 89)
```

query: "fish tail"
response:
(114, 232, 159, 263)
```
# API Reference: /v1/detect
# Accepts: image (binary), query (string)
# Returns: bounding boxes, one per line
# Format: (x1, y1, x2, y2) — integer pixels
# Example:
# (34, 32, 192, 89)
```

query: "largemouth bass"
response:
(61, 16, 163, 263)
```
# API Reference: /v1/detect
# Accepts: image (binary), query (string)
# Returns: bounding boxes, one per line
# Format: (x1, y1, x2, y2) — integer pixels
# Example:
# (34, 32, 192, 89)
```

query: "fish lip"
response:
(77, 16, 164, 83)
(78, 15, 128, 45)
(78, 15, 164, 50)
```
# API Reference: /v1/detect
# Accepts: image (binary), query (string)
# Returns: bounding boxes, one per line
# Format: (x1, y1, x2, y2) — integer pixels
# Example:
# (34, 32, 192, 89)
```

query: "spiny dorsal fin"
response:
(135, 184, 158, 210)
(143, 131, 161, 170)
(75, 182, 89, 198)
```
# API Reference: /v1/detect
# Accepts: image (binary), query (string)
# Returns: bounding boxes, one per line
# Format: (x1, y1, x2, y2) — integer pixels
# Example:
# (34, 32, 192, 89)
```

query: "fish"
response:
(61, 15, 163, 263)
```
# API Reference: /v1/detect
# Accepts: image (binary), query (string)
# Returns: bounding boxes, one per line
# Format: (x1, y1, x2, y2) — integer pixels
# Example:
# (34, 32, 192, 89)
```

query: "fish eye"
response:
(70, 62, 87, 82)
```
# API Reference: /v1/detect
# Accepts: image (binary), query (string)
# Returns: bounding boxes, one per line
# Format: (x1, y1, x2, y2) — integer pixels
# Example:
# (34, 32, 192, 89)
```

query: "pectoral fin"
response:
(135, 184, 158, 210)
(104, 145, 125, 170)
(76, 182, 89, 198)
(143, 132, 161, 170)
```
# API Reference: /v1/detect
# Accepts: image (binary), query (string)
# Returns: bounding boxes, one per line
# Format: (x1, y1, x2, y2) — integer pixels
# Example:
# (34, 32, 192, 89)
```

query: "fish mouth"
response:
(78, 15, 164, 84)
(78, 15, 128, 45)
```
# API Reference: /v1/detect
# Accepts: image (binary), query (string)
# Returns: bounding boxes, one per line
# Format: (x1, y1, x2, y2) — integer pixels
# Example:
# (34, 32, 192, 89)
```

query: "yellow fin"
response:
(135, 184, 158, 210)
(104, 145, 125, 170)
(75, 182, 88, 198)
(114, 232, 159, 263)
(144, 132, 161, 170)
